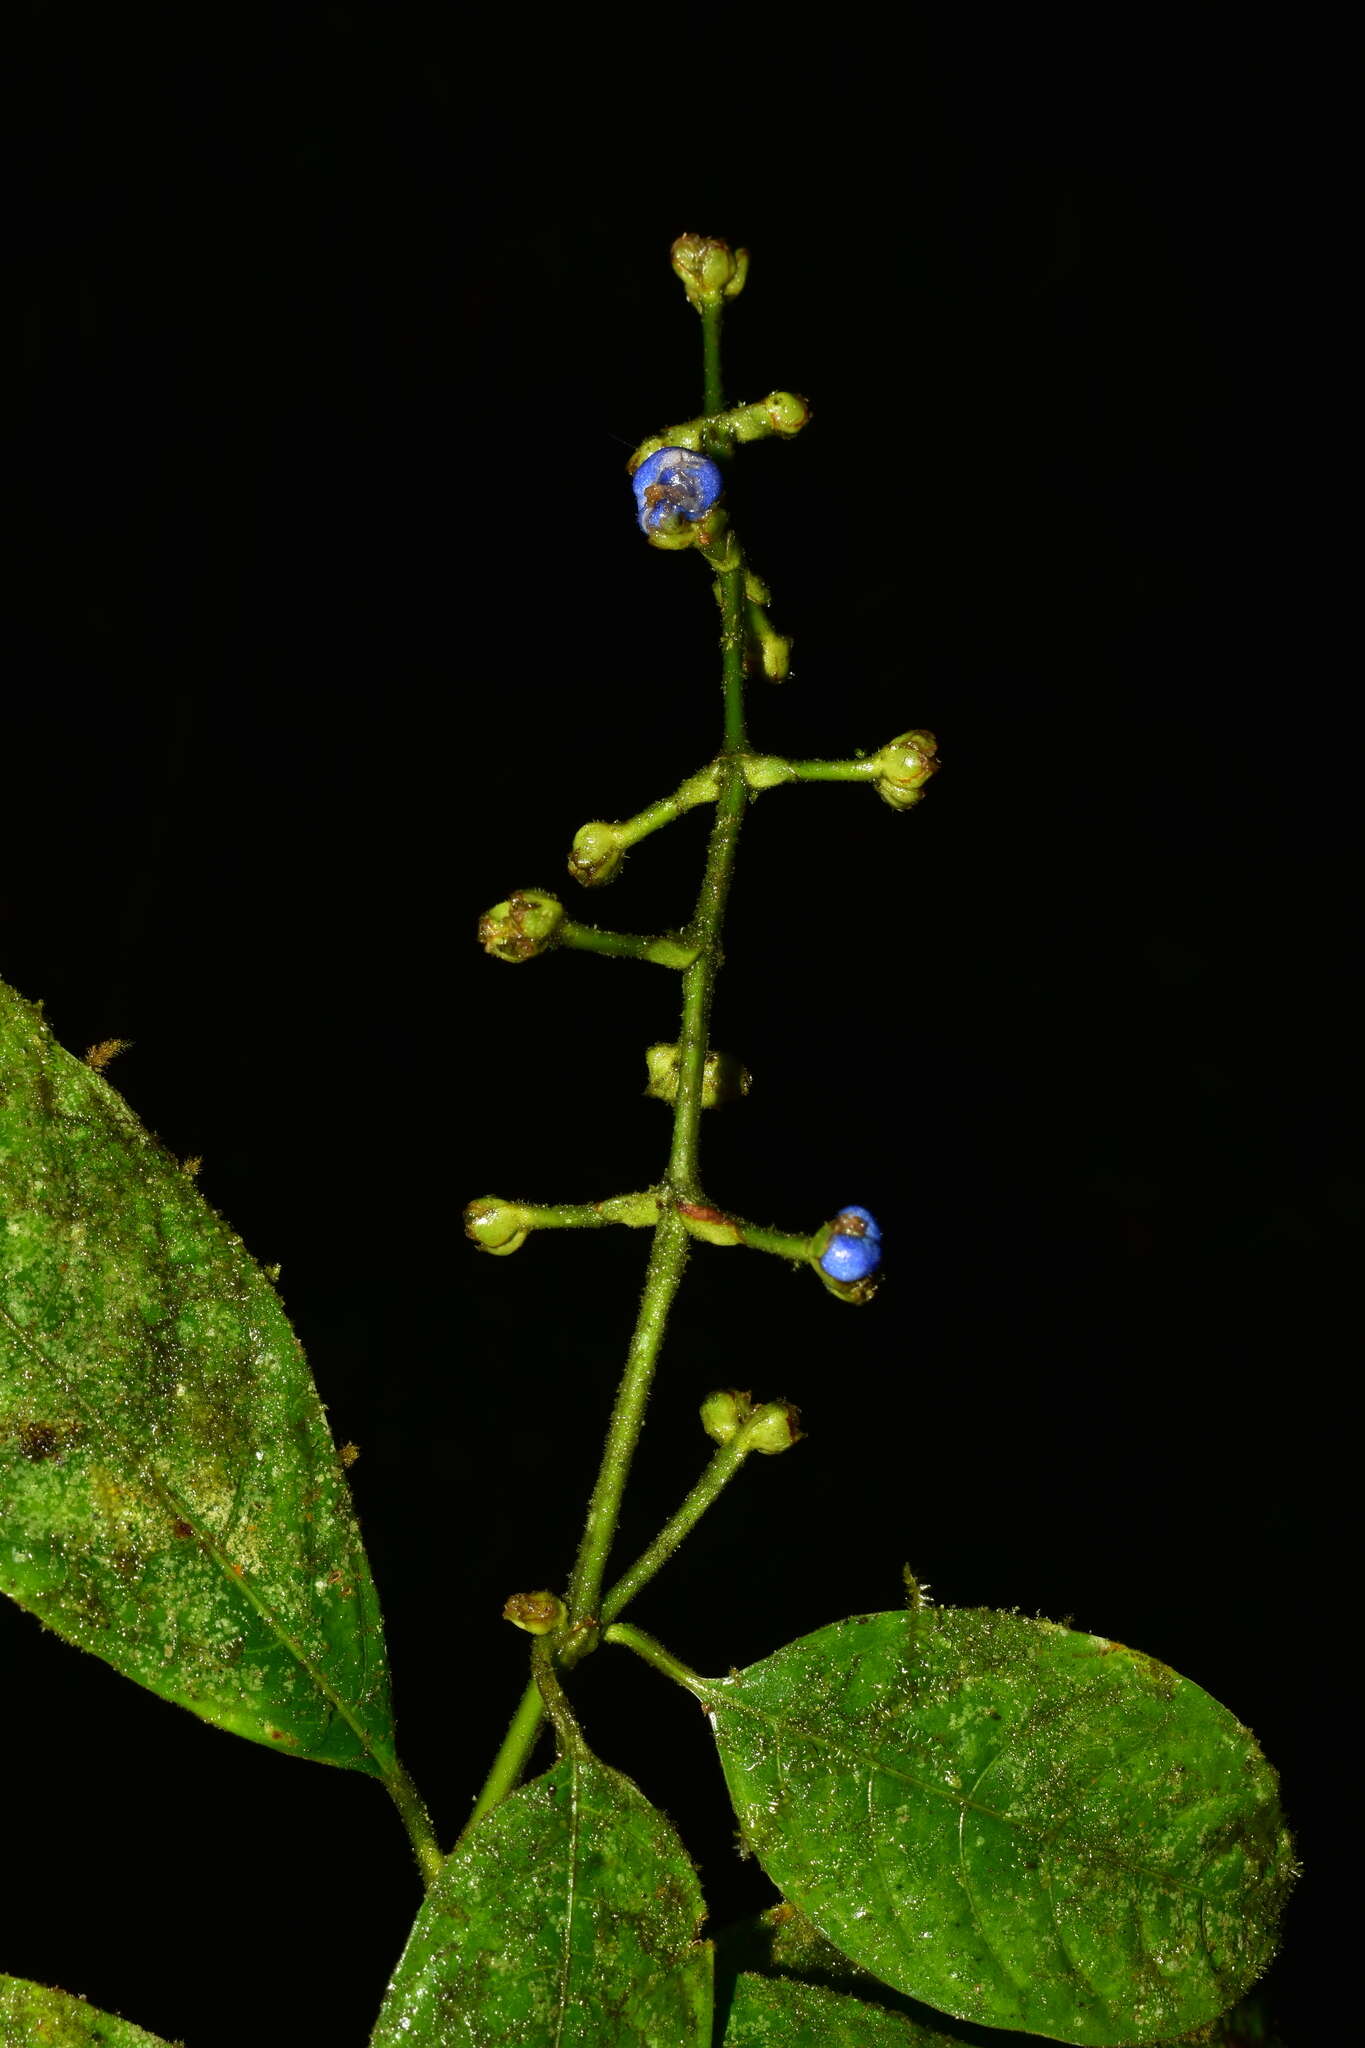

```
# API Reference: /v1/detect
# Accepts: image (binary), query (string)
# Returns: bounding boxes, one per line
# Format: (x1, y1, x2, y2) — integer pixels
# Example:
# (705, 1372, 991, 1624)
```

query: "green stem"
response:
(461, 1398, 767, 1837)
(532, 1636, 591, 1761)
(465, 259, 755, 1843)
(701, 301, 724, 418)
(719, 562, 748, 751)
(465, 1675, 546, 1836)
(383, 1758, 445, 1887)
(783, 755, 879, 781)
(668, 765, 747, 1197)
(730, 1217, 816, 1261)
(559, 922, 699, 968)
(597, 1422, 761, 1621)
(517, 1197, 656, 1232)
(565, 1206, 692, 1625)
(604, 1622, 709, 1702)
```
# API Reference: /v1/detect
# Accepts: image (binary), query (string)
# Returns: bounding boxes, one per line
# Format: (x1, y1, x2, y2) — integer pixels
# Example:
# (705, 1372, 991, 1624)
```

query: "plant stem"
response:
(564, 1207, 691, 1628)
(597, 1420, 761, 1620)
(384, 1758, 445, 1887)
(784, 755, 879, 781)
(719, 563, 749, 751)
(604, 1622, 709, 1701)
(558, 921, 699, 968)
(668, 766, 747, 1199)
(465, 1677, 546, 1836)
(702, 301, 724, 418)
(460, 1346, 770, 1837)
(465, 267, 755, 1842)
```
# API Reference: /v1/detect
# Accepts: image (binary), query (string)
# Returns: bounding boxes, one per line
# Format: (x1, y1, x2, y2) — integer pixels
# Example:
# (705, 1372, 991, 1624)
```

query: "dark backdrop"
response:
(8, 16, 1344, 2046)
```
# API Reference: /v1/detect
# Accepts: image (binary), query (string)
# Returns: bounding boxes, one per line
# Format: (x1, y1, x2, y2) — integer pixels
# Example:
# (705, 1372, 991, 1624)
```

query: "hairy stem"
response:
(604, 1622, 709, 1700)
(384, 1758, 445, 1887)
(564, 1206, 692, 1627)
(461, 1427, 761, 1837)
(702, 300, 724, 418)
(464, 269, 754, 1841)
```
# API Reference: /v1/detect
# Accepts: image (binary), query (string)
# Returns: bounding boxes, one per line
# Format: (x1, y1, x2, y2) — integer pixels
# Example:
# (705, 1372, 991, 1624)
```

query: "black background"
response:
(7, 14, 1347, 2046)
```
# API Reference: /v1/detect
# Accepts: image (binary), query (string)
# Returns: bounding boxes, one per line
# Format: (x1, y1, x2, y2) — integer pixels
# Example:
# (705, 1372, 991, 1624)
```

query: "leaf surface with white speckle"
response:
(0, 977, 395, 1773)
(371, 1756, 711, 2046)
(702, 1608, 1293, 2045)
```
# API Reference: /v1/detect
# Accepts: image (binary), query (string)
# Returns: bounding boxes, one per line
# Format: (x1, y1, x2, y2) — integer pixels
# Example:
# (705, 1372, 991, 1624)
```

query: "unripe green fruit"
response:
(746, 1400, 803, 1455)
(464, 1198, 531, 1256)
(700, 1388, 753, 1444)
(568, 822, 624, 887)
(479, 889, 565, 961)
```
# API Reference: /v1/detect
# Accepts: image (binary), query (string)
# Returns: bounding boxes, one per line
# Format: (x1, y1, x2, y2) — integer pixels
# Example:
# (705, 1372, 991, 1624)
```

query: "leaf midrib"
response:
(0, 1293, 393, 1774)
(708, 1678, 1225, 1902)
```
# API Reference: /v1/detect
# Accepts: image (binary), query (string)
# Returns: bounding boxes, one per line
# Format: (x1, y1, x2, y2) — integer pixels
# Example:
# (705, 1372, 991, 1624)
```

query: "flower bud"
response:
(465, 1197, 532, 1256)
(479, 889, 565, 962)
(503, 1590, 567, 1636)
(645, 1043, 751, 1108)
(746, 1399, 803, 1455)
(632, 447, 725, 538)
(670, 233, 750, 311)
(701, 1388, 754, 1444)
(568, 821, 625, 887)
(873, 730, 939, 811)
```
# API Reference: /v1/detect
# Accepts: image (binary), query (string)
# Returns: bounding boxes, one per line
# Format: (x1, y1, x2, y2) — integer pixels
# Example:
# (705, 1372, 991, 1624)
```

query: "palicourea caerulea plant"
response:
(0, 234, 1295, 2048)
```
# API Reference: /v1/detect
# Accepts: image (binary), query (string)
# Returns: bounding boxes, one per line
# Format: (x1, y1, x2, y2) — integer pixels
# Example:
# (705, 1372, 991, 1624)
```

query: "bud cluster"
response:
(872, 730, 939, 811)
(669, 233, 750, 312)
(645, 1043, 751, 1108)
(699, 1389, 803, 1455)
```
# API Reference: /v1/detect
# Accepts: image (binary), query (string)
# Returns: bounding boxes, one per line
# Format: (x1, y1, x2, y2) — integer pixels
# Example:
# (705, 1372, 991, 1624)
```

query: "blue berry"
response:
(819, 1231, 882, 1283)
(833, 1205, 881, 1242)
(632, 447, 724, 534)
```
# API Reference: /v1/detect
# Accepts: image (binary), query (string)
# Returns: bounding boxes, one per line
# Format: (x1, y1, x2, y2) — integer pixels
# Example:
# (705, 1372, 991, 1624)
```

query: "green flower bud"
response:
(568, 821, 625, 887)
(873, 730, 939, 811)
(503, 1590, 567, 1636)
(701, 1388, 754, 1444)
(479, 889, 565, 962)
(746, 1399, 803, 1455)
(700, 1390, 802, 1453)
(645, 1043, 751, 1107)
(465, 1197, 532, 1256)
(670, 232, 750, 311)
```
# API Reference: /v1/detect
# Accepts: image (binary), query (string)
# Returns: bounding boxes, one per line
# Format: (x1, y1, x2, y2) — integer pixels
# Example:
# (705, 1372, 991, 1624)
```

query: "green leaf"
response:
(0, 1974, 179, 2046)
(371, 1756, 712, 2046)
(0, 978, 395, 1774)
(702, 1609, 1294, 2046)
(723, 1971, 964, 2047)
(716, 1905, 1280, 2046)
(717, 1905, 975, 2044)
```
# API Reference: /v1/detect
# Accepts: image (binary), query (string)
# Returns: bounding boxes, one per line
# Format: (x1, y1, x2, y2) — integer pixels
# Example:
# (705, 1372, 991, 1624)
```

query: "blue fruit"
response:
(632, 447, 724, 534)
(819, 1215, 883, 1283)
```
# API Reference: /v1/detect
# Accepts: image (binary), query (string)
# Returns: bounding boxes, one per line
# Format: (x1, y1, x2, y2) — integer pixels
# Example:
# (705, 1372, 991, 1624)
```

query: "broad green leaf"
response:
(716, 1905, 1278, 2046)
(371, 1755, 712, 2046)
(0, 978, 395, 1774)
(0, 1973, 179, 2047)
(701, 1609, 1294, 2045)
(718, 1905, 979, 2044)
(723, 1972, 962, 2046)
